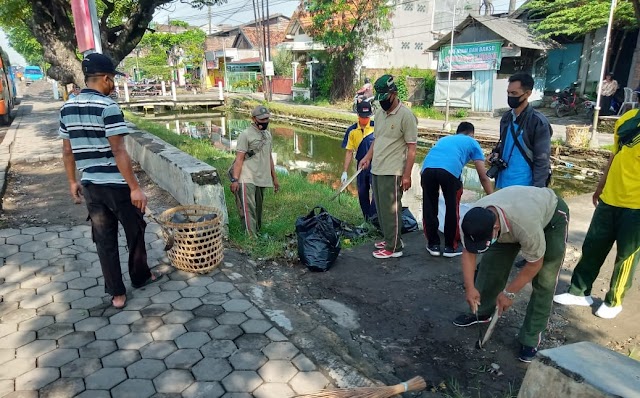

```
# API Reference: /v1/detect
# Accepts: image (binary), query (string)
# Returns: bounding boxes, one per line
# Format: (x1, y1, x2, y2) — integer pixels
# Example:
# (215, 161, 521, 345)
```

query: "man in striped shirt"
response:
(60, 53, 156, 309)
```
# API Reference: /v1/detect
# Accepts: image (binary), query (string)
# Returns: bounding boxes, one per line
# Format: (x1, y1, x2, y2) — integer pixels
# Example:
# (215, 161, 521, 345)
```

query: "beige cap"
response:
(251, 105, 271, 120)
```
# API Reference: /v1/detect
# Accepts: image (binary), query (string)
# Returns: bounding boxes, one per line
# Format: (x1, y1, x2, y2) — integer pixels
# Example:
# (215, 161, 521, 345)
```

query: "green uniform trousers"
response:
(568, 201, 640, 307)
(372, 174, 403, 252)
(234, 182, 265, 237)
(477, 197, 569, 347)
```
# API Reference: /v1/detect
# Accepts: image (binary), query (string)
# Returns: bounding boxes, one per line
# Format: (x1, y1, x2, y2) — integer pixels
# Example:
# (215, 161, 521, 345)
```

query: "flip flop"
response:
(111, 295, 126, 309)
(132, 271, 162, 289)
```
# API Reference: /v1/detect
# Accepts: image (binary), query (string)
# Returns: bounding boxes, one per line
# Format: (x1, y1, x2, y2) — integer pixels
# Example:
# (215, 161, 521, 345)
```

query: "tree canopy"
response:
(525, 0, 640, 38)
(0, 0, 225, 85)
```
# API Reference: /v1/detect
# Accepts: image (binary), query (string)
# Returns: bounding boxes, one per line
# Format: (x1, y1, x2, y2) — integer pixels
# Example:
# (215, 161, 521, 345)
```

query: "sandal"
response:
(111, 295, 127, 309)
(132, 271, 162, 289)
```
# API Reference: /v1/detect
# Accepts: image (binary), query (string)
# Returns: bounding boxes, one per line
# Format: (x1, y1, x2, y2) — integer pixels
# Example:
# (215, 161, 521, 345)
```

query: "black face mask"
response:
(507, 94, 525, 109)
(256, 121, 269, 130)
(379, 96, 394, 111)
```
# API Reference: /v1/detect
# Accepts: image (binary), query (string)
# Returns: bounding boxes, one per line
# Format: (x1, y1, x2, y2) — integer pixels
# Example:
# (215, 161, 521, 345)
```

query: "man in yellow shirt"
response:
(340, 100, 376, 220)
(554, 105, 640, 319)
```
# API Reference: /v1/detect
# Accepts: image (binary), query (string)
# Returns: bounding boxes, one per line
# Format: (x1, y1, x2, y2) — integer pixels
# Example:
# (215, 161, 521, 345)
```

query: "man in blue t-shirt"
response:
(421, 122, 493, 257)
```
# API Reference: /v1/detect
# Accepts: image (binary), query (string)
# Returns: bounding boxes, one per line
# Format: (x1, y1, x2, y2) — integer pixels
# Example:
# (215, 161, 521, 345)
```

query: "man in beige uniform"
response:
(453, 186, 569, 363)
(230, 106, 280, 236)
(359, 75, 418, 259)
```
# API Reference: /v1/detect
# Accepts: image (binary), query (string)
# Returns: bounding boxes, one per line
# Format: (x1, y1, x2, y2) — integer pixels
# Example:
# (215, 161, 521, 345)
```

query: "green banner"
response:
(438, 41, 502, 72)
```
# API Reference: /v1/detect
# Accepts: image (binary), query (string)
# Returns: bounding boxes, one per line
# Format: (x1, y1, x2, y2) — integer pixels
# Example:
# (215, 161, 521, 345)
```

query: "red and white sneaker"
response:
(372, 249, 403, 259)
(374, 240, 404, 250)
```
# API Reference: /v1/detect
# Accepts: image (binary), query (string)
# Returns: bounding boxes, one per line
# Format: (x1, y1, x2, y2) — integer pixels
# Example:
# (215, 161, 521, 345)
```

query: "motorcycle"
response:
(352, 94, 376, 113)
(551, 82, 592, 118)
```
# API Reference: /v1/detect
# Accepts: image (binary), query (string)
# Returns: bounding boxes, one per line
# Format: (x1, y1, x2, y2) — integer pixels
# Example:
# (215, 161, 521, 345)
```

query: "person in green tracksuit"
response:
(452, 186, 569, 363)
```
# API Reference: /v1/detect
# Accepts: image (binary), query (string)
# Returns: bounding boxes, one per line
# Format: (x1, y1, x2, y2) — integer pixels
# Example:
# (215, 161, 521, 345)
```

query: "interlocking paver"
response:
(292, 354, 316, 371)
(164, 349, 203, 369)
(37, 348, 79, 368)
(59, 230, 84, 239)
(229, 350, 268, 371)
(58, 259, 92, 273)
(4, 270, 36, 284)
(221, 370, 263, 393)
(221, 393, 252, 398)
(200, 340, 237, 358)
(37, 323, 74, 341)
(37, 302, 70, 317)
(262, 342, 299, 360)
(70, 296, 103, 310)
(37, 282, 67, 296)
(47, 238, 73, 249)
(201, 293, 229, 305)
(127, 358, 166, 379)
(116, 332, 153, 350)
(110, 311, 142, 325)
(187, 276, 214, 287)
(182, 381, 225, 398)
(84, 286, 107, 298)
(79, 267, 102, 278)
(0, 244, 19, 258)
(193, 305, 224, 318)
(244, 307, 265, 320)
(55, 309, 89, 324)
(132, 286, 162, 299)
(6, 252, 35, 267)
(159, 280, 188, 291)
(33, 231, 59, 242)
(0, 348, 14, 366)
(180, 286, 209, 298)
(258, 360, 298, 383)
(79, 340, 117, 358)
(60, 358, 102, 378)
(18, 316, 54, 332)
(207, 282, 234, 294)
(102, 349, 141, 369)
(209, 325, 243, 341)
(0, 324, 16, 339)
(71, 237, 94, 248)
(51, 271, 80, 283)
(111, 379, 155, 398)
(20, 259, 49, 273)
(153, 369, 194, 393)
(58, 332, 96, 349)
(19, 276, 50, 290)
(216, 312, 248, 326)
(95, 324, 130, 340)
(227, 290, 245, 299)
(0, 331, 36, 349)
(171, 298, 202, 311)
(15, 367, 60, 390)
(289, 371, 330, 394)
(150, 291, 181, 304)
(221, 299, 252, 313)
(21, 227, 46, 235)
(120, 297, 150, 310)
(0, 228, 20, 238)
(16, 339, 56, 358)
(0, 381, 14, 398)
(162, 311, 194, 324)
(152, 325, 186, 341)
(67, 277, 97, 290)
(240, 320, 272, 334)
(3, 289, 35, 303)
(6, 234, 33, 246)
(0, 358, 35, 379)
(131, 316, 164, 333)
(38, 377, 85, 398)
(252, 383, 296, 398)
(37, 266, 65, 278)
(73, 317, 108, 333)
(0, 302, 19, 319)
(191, 358, 232, 381)
(84, 367, 126, 390)
(34, 248, 62, 261)
(2, 308, 36, 324)
(185, 317, 218, 333)
(140, 341, 177, 360)
(234, 334, 270, 350)
(20, 294, 53, 310)
(53, 289, 84, 303)
(76, 252, 99, 263)
(140, 304, 172, 317)
(175, 332, 210, 349)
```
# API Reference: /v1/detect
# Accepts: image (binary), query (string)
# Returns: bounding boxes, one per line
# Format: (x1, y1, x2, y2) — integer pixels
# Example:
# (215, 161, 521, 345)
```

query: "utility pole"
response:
(508, 0, 516, 13)
(208, 5, 212, 34)
(266, 0, 272, 101)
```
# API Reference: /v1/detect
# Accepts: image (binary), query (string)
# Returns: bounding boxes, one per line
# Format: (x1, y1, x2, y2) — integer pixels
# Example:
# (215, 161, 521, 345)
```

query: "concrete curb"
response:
(0, 105, 26, 205)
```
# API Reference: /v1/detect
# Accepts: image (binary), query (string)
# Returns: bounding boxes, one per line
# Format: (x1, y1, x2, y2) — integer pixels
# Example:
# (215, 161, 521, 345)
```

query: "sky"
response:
(0, 30, 27, 66)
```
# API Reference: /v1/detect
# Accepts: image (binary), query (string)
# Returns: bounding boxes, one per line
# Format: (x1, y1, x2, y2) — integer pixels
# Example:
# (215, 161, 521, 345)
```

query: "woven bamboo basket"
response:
(565, 125, 590, 148)
(158, 205, 224, 274)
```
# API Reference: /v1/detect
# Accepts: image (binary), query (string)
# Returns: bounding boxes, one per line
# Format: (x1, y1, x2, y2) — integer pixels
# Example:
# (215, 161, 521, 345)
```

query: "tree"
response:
(303, 0, 392, 101)
(524, 0, 638, 38)
(0, 0, 225, 85)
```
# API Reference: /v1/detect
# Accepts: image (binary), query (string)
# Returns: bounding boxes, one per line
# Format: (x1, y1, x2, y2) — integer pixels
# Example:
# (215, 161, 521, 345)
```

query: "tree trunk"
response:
(330, 53, 356, 101)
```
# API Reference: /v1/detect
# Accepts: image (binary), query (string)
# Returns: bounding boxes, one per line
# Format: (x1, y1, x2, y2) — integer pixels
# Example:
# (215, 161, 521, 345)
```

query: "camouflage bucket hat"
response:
(374, 74, 398, 101)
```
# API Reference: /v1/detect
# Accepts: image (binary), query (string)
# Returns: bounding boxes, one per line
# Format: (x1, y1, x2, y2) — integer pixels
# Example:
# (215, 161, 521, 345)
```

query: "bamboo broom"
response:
(294, 376, 426, 398)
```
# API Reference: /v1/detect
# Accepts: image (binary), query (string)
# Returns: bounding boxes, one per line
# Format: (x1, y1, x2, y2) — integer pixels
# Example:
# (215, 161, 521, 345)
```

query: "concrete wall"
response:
(124, 128, 229, 227)
(518, 342, 640, 398)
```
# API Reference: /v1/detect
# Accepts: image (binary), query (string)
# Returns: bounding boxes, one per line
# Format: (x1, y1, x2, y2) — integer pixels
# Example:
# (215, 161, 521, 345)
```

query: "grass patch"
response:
(125, 112, 364, 259)
(600, 143, 615, 152)
(232, 97, 356, 124)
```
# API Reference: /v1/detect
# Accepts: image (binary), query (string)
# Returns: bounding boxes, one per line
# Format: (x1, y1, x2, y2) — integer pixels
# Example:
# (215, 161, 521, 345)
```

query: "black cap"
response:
(82, 53, 125, 76)
(461, 207, 496, 254)
(356, 100, 373, 117)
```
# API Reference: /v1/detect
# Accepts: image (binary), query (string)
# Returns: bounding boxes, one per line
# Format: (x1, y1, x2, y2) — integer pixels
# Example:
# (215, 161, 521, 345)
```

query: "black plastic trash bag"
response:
(369, 207, 418, 234)
(295, 207, 342, 272)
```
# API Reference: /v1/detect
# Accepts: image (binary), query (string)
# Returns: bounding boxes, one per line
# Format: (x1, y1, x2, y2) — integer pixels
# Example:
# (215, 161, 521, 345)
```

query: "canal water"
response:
(144, 111, 599, 223)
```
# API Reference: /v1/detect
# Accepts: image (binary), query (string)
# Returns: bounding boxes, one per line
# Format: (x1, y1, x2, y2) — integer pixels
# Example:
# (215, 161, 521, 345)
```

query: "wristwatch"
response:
(502, 289, 516, 300)
(230, 177, 238, 183)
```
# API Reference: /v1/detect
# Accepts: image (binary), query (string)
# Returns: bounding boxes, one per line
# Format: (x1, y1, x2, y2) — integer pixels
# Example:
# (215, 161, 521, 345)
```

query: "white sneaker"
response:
(553, 293, 594, 307)
(595, 303, 622, 319)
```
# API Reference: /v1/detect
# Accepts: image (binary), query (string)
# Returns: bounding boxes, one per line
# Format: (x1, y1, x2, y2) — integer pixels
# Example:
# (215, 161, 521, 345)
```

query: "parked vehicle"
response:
(0, 52, 16, 125)
(10, 65, 23, 80)
(23, 65, 44, 84)
(551, 82, 592, 118)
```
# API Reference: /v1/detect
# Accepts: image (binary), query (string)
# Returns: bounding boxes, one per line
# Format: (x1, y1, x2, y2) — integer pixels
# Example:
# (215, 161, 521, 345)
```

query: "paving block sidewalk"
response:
(0, 223, 329, 397)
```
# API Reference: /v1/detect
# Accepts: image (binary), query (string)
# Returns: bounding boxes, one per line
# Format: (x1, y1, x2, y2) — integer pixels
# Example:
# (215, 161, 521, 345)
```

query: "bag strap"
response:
(509, 122, 534, 169)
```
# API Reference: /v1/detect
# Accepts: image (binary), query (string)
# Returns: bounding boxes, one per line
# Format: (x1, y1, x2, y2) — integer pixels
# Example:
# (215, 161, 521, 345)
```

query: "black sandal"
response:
(132, 271, 162, 289)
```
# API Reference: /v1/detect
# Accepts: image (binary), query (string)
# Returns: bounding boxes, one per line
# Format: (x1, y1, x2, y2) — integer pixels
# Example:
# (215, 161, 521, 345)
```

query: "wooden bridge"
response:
(116, 82, 225, 111)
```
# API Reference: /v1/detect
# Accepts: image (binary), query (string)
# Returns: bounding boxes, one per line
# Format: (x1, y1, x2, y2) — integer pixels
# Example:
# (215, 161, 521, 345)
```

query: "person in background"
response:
(341, 100, 376, 221)
(599, 72, 618, 116)
(421, 122, 493, 257)
(230, 105, 280, 237)
(359, 74, 418, 259)
(553, 102, 640, 319)
(60, 53, 157, 310)
(356, 77, 374, 100)
(68, 86, 81, 99)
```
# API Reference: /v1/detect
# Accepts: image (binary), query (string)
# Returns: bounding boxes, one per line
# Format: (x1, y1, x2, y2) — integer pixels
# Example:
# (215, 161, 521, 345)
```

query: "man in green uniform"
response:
(230, 105, 280, 236)
(453, 186, 569, 363)
(359, 74, 418, 259)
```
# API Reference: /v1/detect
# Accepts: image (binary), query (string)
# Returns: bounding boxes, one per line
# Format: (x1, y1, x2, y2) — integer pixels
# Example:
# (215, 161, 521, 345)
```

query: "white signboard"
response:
(264, 61, 274, 77)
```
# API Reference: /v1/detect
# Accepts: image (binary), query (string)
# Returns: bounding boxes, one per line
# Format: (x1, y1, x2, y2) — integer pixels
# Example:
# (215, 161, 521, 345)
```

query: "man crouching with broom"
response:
(453, 186, 569, 363)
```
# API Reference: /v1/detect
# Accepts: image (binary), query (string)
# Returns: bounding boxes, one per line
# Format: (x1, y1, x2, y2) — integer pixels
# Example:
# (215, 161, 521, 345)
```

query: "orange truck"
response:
(0, 47, 16, 125)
